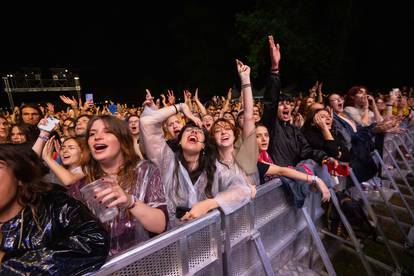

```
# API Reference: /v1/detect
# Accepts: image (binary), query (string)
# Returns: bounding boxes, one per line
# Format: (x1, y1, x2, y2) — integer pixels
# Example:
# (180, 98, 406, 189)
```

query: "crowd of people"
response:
(1, 35, 413, 275)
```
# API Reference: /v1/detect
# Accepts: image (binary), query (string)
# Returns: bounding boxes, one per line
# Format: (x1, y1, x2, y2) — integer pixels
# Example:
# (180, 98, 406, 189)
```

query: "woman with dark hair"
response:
(126, 114, 144, 159)
(255, 123, 330, 203)
(0, 115, 9, 144)
(9, 123, 38, 145)
(72, 115, 167, 255)
(75, 114, 91, 136)
(0, 143, 109, 275)
(42, 136, 87, 186)
(140, 100, 250, 225)
(302, 108, 350, 161)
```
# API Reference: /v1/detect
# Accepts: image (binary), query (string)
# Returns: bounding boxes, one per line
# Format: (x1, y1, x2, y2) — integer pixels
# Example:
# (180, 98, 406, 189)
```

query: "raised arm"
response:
(236, 59, 255, 139)
(262, 35, 281, 131)
(219, 88, 233, 118)
(42, 137, 84, 186)
(140, 102, 201, 167)
(193, 88, 207, 116)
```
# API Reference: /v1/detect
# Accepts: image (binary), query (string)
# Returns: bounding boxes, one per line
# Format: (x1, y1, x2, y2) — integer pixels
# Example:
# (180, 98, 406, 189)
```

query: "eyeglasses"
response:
(183, 126, 204, 136)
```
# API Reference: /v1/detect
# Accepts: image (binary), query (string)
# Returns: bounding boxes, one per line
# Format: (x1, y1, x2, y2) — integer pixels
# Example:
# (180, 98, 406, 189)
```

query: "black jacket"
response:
(301, 124, 351, 162)
(262, 73, 328, 167)
(0, 186, 110, 275)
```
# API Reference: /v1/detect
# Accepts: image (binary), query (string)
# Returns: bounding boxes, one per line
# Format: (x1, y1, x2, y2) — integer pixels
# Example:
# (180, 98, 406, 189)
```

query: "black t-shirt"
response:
(257, 161, 278, 184)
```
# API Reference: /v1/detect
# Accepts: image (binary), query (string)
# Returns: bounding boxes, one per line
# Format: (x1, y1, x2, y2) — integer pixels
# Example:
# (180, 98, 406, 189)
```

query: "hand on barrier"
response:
(315, 178, 331, 202)
(181, 199, 218, 221)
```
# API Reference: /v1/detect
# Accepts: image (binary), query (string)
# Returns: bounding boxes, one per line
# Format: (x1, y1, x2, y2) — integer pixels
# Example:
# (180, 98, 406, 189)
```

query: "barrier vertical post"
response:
(301, 206, 337, 276)
(349, 169, 401, 271)
(328, 189, 374, 276)
(372, 150, 414, 224)
(383, 147, 414, 198)
(391, 139, 414, 175)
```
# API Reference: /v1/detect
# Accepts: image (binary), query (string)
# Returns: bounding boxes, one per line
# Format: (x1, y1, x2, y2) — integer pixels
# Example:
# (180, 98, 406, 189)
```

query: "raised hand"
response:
(268, 35, 281, 70)
(236, 59, 251, 83)
(143, 89, 156, 109)
(183, 90, 192, 104)
(41, 136, 56, 161)
(309, 81, 318, 98)
(60, 95, 78, 109)
(193, 88, 200, 102)
(167, 89, 176, 105)
(82, 99, 94, 111)
(160, 94, 167, 107)
(181, 103, 203, 127)
(226, 88, 232, 101)
(46, 102, 55, 114)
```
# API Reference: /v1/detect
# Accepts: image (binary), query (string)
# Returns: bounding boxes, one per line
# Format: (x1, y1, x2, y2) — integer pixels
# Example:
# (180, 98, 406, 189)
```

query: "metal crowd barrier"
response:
(94, 210, 222, 276)
(92, 178, 334, 276)
(222, 178, 332, 276)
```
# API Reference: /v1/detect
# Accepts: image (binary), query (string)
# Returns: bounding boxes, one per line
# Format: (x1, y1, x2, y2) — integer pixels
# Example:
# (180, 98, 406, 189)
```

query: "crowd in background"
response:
(1, 35, 414, 275)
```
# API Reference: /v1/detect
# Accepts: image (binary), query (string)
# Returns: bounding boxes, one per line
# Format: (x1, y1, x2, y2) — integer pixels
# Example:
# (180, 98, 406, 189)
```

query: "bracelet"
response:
(173, 104, 179, 114)
(311, 175, 318, 184)
(38, 135, 49, 141)
(127, 194, 136, 209)
(241, 83, 251, 89)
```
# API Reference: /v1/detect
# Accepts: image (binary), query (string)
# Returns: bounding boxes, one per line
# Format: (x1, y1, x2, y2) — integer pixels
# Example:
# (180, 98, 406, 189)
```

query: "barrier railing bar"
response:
(95, 210, 221, 275)
(397, 135, 414, 162)
(307, 192, 317, 269)
(179, 237, 189, 275)
(349, 169, 401, 272)
(328, 189, 374, 276)
(370, 176, 411, 244)
(301, 206, 337, 276)
(372, 150, 414, 224)
(403, 131, 414, 149)
(256, 179, 284, 197)
(391, 139, 414, 174)
(341, 244, 394, 273)
(251, 230, 276, 276)
(384, 147, 414, 198)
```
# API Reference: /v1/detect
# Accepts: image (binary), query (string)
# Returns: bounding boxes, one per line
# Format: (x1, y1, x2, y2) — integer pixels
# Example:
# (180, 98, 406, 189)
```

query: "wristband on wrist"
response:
(38, 135, 49, 141)
(311, 175, 318, 184)
(241, 83, 251, 89)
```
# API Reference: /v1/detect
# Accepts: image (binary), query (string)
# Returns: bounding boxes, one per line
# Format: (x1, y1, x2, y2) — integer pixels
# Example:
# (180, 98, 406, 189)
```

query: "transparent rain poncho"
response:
(140, 107, 251, 226)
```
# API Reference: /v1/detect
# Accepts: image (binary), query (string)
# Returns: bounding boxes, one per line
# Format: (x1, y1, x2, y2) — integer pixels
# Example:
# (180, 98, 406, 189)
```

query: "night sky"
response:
(1, 1, 413, 108)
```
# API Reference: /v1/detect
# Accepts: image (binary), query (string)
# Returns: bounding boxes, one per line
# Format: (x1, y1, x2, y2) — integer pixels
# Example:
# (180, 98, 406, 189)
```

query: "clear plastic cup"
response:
(80, 178, 119, 223)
